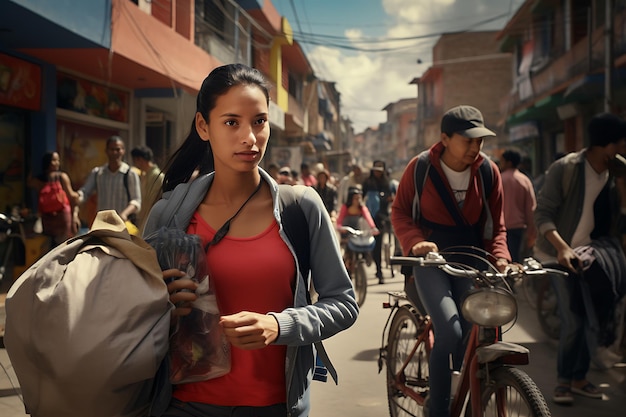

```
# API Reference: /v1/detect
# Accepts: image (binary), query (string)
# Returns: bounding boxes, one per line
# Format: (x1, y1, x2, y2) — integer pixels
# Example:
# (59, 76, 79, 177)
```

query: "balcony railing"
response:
(502, 9, 626, 115)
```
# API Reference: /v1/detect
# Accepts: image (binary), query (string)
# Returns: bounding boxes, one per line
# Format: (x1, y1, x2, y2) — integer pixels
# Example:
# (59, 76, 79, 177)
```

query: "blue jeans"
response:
(414, 266, 473, 417)
(506, 228, 524, 263)
(550, 272, 594, 384)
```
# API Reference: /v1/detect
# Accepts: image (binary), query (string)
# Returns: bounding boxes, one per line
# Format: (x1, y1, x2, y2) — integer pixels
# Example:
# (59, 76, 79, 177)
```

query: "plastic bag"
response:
(145, 227, 231, 384)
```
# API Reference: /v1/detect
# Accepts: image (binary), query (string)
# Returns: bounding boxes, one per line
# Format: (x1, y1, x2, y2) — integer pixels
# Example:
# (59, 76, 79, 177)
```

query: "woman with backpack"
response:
(28, 151, 80, 246)
(391, 105, 511, 417)
(143, 64, 358, 417)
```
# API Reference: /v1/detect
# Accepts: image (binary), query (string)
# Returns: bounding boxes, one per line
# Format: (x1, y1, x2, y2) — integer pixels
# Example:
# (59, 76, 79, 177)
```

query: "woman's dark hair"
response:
(162, 64, 270, 192)
(40, 151, 55, 173)
(346, 186, 362, 206)
(37, 151, 56, 181)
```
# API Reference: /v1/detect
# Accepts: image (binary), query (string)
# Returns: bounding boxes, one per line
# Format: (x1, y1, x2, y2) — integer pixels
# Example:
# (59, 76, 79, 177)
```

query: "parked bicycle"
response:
(340, 223, 375, 307)
(517, 258, 561, 340)
(378, 249, 567, 417)
(0, 210, 27, 286)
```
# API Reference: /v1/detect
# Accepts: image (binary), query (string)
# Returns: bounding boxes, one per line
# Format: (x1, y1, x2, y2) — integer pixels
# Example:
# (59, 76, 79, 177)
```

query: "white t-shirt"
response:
(440, 161, 471, 207)
(570, 159, 609, 248)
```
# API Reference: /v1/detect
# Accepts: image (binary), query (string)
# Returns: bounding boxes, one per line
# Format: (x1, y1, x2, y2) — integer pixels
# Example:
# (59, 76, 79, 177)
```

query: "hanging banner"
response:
(0, 52, 42, 111)
(57, 73, 129, 123)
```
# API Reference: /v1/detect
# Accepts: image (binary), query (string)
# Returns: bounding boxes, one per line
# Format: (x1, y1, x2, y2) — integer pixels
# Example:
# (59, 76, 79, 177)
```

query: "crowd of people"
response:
(19, 63, 626, 416)
(27, 138, 165, 244)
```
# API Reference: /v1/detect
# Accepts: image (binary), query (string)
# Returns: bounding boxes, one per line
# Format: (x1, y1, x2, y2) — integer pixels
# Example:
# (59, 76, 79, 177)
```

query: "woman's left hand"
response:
(220, 311, 279, 350)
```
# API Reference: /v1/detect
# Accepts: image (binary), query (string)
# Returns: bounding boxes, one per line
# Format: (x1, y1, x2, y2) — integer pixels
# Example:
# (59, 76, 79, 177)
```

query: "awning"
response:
(564, 68, 626, 99)
(312, 132, 332, 151)
(506, 93, 563, 127)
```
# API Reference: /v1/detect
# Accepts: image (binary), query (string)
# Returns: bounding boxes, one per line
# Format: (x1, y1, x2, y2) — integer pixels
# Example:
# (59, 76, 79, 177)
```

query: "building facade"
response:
(412, 31, 513, 159)
(498, 0, 626, 176)
(0, 0, 346, 222)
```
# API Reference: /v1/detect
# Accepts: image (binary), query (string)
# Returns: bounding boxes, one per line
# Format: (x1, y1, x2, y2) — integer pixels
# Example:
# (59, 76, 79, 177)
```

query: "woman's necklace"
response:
(205, 180, 263, 249)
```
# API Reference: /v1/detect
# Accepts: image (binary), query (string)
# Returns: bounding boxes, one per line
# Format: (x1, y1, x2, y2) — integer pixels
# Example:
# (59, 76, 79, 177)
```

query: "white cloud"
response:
(304, 0, 524, 133)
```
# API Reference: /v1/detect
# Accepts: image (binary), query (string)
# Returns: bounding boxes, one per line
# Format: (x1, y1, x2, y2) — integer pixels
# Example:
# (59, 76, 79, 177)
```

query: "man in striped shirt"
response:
(78, 136, 141, 224)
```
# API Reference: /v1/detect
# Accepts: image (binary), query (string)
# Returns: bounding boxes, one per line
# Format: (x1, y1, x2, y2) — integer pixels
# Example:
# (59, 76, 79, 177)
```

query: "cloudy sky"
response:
(272, 0, 526, 133)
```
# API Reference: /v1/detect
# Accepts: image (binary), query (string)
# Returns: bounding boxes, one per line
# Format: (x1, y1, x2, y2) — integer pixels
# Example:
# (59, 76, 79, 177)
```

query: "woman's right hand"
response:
(163, 268, 198, 316)
(410, 241, 438, 256)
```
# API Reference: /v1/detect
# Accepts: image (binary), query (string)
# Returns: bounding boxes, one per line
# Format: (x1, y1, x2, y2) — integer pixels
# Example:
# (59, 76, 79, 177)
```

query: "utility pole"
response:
(605, 0, 614, 112)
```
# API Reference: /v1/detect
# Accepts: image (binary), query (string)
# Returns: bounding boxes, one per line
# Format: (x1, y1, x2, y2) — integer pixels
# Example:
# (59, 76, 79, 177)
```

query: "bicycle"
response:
(378, 249, 567, 417)
(0, 211, 27, 287)
(519, 259, 561, 340)
(381, 216, 397, 278)
(340, 225, 375, 307)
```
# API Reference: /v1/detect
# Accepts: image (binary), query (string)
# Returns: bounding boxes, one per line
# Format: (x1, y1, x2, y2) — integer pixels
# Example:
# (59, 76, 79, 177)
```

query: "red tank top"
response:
(173, 211, 295, 406)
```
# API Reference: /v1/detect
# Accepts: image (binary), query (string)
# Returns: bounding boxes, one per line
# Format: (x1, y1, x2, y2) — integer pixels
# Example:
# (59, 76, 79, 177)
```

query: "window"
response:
(571, 0, 589, 45)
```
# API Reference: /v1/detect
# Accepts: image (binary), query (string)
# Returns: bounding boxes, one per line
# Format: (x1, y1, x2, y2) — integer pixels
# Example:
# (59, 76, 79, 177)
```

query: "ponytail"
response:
(162, 119, 214, 192)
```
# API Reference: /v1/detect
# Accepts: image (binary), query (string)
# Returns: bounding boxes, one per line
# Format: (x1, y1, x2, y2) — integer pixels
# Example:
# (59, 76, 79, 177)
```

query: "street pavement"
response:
(308, 262, 626, 417)
(1, 262, 625, 416)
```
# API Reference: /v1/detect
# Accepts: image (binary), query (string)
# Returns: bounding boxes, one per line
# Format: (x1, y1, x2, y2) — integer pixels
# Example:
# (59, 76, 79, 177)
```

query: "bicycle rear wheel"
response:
(353, 259, 367, 307)
(477, 366, 551, 417)
(386, 305, 430, 417)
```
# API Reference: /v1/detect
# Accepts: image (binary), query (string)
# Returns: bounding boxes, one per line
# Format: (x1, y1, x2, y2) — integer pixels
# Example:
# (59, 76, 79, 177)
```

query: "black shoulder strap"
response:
(414, 151, 431, 199)
(478, 154, 493, 199)
(412, 151, 431, 223)
(123, 169, 130, 203)
(278, 184, 310, 280)
(278, 184, 337, 384)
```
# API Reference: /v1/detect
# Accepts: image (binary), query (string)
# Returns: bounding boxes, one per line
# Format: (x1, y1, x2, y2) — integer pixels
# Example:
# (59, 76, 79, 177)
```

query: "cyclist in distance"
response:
(391, 105, 511, 417)
(143, 64, 358, 417)
(335, 186, 379, 237)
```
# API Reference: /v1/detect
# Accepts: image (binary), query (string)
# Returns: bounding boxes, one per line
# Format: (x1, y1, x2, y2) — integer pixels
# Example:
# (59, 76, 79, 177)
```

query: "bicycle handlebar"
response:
(390, 253, 568, 279)
(341, 226, 363, 236)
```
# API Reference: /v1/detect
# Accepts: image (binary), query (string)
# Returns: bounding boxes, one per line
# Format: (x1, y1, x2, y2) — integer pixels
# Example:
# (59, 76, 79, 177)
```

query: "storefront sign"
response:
(509, 121, 540, 142)
(0, 52, 42, 111)
(57, 73, 129, 122)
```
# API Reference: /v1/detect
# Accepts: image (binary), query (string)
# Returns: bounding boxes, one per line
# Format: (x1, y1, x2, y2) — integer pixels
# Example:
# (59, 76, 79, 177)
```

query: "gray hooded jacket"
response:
(143, 168, 358, 417)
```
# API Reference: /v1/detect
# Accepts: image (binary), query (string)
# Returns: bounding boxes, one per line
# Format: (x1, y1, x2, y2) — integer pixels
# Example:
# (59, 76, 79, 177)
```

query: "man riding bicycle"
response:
(391, 105, 511, 417)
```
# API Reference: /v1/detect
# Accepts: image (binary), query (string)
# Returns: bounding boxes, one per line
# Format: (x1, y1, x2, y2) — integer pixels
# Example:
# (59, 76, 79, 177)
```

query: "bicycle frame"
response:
(340, 229, 373, 307)
(381, 252, 559, 417)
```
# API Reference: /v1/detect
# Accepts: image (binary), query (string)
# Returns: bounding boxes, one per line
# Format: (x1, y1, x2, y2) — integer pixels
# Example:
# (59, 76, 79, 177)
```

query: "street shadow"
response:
(352, 348, 382, 362)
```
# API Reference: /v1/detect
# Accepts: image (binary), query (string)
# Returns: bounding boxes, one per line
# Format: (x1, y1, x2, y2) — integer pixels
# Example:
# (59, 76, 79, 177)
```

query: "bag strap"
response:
(412, 150, 431, 223)
(123, 169, 130, 204)
(278, 184, 337, 384)
(278, 184, 310, 280)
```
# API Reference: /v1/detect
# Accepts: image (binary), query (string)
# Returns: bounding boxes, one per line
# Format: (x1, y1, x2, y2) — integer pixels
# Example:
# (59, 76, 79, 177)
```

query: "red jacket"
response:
(391, 142, 510, 260)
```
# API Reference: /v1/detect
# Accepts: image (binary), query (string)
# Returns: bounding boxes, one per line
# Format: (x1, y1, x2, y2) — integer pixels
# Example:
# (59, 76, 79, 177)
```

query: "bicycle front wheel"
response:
(353, 259, 367, 307)
(386, 305, 430, 417)
(477, 366, 551, 417)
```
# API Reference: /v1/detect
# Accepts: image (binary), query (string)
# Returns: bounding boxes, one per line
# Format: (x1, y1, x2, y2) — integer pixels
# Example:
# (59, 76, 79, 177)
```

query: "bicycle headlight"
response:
(461, 288, 517, 327)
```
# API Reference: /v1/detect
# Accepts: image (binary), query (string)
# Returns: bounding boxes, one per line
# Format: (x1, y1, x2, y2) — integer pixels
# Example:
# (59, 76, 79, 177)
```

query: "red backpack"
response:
(38, 178, 68, 214)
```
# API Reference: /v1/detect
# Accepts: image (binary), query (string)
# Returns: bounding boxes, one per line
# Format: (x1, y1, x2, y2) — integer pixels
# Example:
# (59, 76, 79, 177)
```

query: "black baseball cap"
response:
(441, 105, 496, 138)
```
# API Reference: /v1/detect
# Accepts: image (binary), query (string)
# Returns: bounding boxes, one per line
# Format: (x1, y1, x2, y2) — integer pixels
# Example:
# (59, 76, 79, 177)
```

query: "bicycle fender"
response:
(475, 341, 529, 365)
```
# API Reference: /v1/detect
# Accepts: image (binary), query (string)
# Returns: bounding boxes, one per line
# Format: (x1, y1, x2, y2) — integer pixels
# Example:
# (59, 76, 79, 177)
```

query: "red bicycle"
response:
(378, 250, 566, 417)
